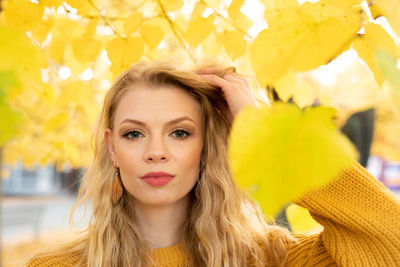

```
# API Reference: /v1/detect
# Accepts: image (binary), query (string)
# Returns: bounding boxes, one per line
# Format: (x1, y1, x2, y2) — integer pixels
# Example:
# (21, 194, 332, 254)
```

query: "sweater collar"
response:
(150, 242, 189, 265)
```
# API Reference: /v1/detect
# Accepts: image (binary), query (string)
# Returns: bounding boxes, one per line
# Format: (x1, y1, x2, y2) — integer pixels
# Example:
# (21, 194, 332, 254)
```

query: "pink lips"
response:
(140, 172, 175, 186)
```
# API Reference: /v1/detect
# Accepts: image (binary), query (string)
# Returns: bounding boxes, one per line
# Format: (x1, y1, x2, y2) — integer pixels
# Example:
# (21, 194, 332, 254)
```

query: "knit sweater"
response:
(27, 162, 400, 266)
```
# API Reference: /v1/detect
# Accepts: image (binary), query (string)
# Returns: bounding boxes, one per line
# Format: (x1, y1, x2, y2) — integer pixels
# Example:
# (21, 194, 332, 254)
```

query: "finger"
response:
(223, 73, 249, 89)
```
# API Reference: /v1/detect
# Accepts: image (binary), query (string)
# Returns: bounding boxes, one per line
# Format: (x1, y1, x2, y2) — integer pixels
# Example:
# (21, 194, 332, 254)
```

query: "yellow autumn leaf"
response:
(57, 81, 94, 107)
(250, 3, 362, 86)
(0, 103, 23, 146)
(106, 36, 145, 76)
(223, 30, 247, 59)
(0, 70, 23, 146)
(191, 2, 207, 18)
(234, 12, 253, 33)
(160, 0, 184, 12)
(40, 0, 64, 7)
(71, 36, 102, 64)
(64, 45, 90, 75)
(140, 22, 165, 50)
(185, 14, 215, 47)
(369, 0, 400, 38)
(263, 0, 298, 22)
(376, 49, 400, 109)
(52, 18, 85, 42)
(84, 18, 99, 37)
(228, 0, 244, 20)
(0, 25, 47, 85)
(228, 103, 357, 216)
(203, 0, 223, 8)
(321, 0, 363, 8)
(65, 0, 95, 16)
(353, 23, 399, 85)
(124, 13, 142, 37)
(31, 17, 54, 43)
(286, 203, 321, 233)
(42, 112, 70, 134)
(2, 0, 44, 31)
(47, 36, 66, 64)
(273, 70, 295, 102)
(36, 83, 56, 104)
(60, 141, 81, 167)
(273, 70, 317, 108)
(301, 0, 361, 24)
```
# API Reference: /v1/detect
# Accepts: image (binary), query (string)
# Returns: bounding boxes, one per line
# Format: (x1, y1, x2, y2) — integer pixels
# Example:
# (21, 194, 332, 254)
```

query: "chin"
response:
(131, 190, 177, 206)
(138, 197, 177, 207)
(133, 190, 190, 207)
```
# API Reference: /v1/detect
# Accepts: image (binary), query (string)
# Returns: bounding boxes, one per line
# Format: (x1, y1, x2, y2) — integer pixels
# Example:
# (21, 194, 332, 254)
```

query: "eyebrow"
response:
(120, 116, 197, 127)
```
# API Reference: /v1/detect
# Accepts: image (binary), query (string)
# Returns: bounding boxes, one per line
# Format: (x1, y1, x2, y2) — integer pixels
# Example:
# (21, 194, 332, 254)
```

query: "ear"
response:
(104, 128, 118, 167)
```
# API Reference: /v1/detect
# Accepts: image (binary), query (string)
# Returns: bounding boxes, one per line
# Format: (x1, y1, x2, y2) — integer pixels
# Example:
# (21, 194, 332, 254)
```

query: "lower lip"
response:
(141, 176, 174, 186)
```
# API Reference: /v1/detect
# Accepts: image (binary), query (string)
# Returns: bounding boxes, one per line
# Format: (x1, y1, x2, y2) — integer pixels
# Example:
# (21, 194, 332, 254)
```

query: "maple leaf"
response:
(353, 22, 399, 85)
(286, 203, 321, 233)
(369, 0, 400, 38)
(250, 2, 363, 86)
(228, 103, 357, 216)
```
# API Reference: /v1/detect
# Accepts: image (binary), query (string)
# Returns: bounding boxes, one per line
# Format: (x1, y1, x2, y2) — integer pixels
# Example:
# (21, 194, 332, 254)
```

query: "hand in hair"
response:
(199, 72, 258, 119)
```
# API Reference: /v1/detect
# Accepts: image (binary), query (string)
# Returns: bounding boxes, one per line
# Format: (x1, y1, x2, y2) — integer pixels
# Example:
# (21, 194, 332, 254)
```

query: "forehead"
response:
(113, 84, 202, 126)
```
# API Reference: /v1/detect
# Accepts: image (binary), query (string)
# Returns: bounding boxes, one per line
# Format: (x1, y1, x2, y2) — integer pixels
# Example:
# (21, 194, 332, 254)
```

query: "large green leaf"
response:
(228, 103, 357, 217)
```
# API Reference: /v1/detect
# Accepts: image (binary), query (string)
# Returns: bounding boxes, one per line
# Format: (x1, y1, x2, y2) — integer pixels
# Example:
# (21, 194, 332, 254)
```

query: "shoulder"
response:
(26, 252, 83, 267)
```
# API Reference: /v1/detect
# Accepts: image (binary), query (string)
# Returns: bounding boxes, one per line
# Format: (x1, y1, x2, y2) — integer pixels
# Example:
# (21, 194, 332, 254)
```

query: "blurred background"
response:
(1, 0, 400, 266)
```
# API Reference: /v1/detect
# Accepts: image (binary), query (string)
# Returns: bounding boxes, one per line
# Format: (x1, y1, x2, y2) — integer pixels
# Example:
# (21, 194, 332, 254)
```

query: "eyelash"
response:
(122, 128, 191, 140)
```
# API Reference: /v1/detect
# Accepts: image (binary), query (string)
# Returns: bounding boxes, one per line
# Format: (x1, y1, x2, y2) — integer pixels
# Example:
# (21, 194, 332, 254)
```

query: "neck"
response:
(134, 195, 190, 249)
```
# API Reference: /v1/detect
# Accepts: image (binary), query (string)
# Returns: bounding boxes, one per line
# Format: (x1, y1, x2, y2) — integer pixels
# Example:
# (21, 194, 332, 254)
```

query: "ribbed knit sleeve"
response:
(286, 161, 400, 266)
(26, 252, 81, 267)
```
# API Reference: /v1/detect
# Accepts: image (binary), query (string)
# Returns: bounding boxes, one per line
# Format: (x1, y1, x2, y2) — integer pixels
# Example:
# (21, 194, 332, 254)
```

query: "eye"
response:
(123, 130, 143, 139)
(171, 129, 191, 139)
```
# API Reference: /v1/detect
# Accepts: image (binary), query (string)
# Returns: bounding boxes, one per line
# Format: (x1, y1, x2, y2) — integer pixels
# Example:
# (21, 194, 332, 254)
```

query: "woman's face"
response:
(105, 84, 204, 207)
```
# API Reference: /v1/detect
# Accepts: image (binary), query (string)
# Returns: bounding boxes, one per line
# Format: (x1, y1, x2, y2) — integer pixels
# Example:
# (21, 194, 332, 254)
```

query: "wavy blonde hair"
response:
(30, 61, 297, 266)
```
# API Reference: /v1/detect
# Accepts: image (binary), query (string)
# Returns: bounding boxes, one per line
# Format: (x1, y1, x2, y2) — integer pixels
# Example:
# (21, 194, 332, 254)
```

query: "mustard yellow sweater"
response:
(27, 162, 400, 266)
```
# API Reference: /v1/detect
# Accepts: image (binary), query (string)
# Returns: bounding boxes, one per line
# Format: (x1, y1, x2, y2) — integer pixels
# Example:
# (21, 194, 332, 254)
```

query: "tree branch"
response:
(155, 0, 196, 63)
(87, 0, 125, 39)
(200, 0, 252, 39)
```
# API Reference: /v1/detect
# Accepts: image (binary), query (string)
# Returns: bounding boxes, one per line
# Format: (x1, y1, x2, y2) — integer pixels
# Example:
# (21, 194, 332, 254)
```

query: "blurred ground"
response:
(1, 190, 399, 267)
(1, 195, 90, 266)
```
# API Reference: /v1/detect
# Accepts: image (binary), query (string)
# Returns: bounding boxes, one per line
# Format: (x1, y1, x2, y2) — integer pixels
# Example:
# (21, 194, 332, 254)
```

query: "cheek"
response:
(174, 141, 203, 178)
(114, 143, 141, 174)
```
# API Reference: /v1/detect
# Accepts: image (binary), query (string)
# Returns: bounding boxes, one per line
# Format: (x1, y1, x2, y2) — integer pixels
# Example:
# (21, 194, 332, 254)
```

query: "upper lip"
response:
(140, 172, 175, 178)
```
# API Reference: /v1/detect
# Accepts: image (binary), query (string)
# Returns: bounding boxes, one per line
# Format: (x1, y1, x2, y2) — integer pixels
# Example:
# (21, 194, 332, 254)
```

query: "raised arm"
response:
(200, 72, 400, 266)
(287, 162, 400, 266)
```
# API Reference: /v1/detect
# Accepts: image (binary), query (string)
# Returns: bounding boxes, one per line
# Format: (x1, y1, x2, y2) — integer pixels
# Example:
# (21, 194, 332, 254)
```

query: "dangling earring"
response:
(111, 168, 123, 205)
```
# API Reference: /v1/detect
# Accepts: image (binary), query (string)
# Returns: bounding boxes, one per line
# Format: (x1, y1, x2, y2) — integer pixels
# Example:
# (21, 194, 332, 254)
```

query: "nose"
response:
(143, 135, 169, 163)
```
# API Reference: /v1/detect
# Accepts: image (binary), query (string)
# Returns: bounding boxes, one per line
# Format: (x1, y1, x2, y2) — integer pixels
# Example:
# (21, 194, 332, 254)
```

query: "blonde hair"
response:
(30, 61, 297, 266)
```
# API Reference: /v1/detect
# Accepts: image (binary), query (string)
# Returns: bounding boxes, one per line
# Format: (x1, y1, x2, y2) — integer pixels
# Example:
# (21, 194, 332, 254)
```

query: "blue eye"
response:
(123, 131, 143, 139)
(171, 129, 190, 139)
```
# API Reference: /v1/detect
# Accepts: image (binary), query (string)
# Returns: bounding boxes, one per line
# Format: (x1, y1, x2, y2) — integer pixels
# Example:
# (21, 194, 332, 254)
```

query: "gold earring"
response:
(111, 168, 123, 205)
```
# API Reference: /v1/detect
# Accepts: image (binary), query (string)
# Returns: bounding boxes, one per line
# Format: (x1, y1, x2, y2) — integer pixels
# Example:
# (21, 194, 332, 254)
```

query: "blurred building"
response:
(2, 163, 81, 196)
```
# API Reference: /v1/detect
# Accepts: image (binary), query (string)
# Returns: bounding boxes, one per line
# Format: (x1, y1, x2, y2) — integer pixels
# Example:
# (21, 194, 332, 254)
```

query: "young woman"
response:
(28, 61, 400, 266)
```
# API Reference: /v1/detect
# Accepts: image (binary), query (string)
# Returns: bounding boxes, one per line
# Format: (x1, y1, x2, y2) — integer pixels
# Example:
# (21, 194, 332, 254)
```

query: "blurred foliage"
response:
(376, 49, 400, 109)
(229, 103, 357, 217)
(0, 69, 23, 146)
(0, 0, 399, 221)
(286, 203, 322, 234)
(0, 0, 398, 169)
